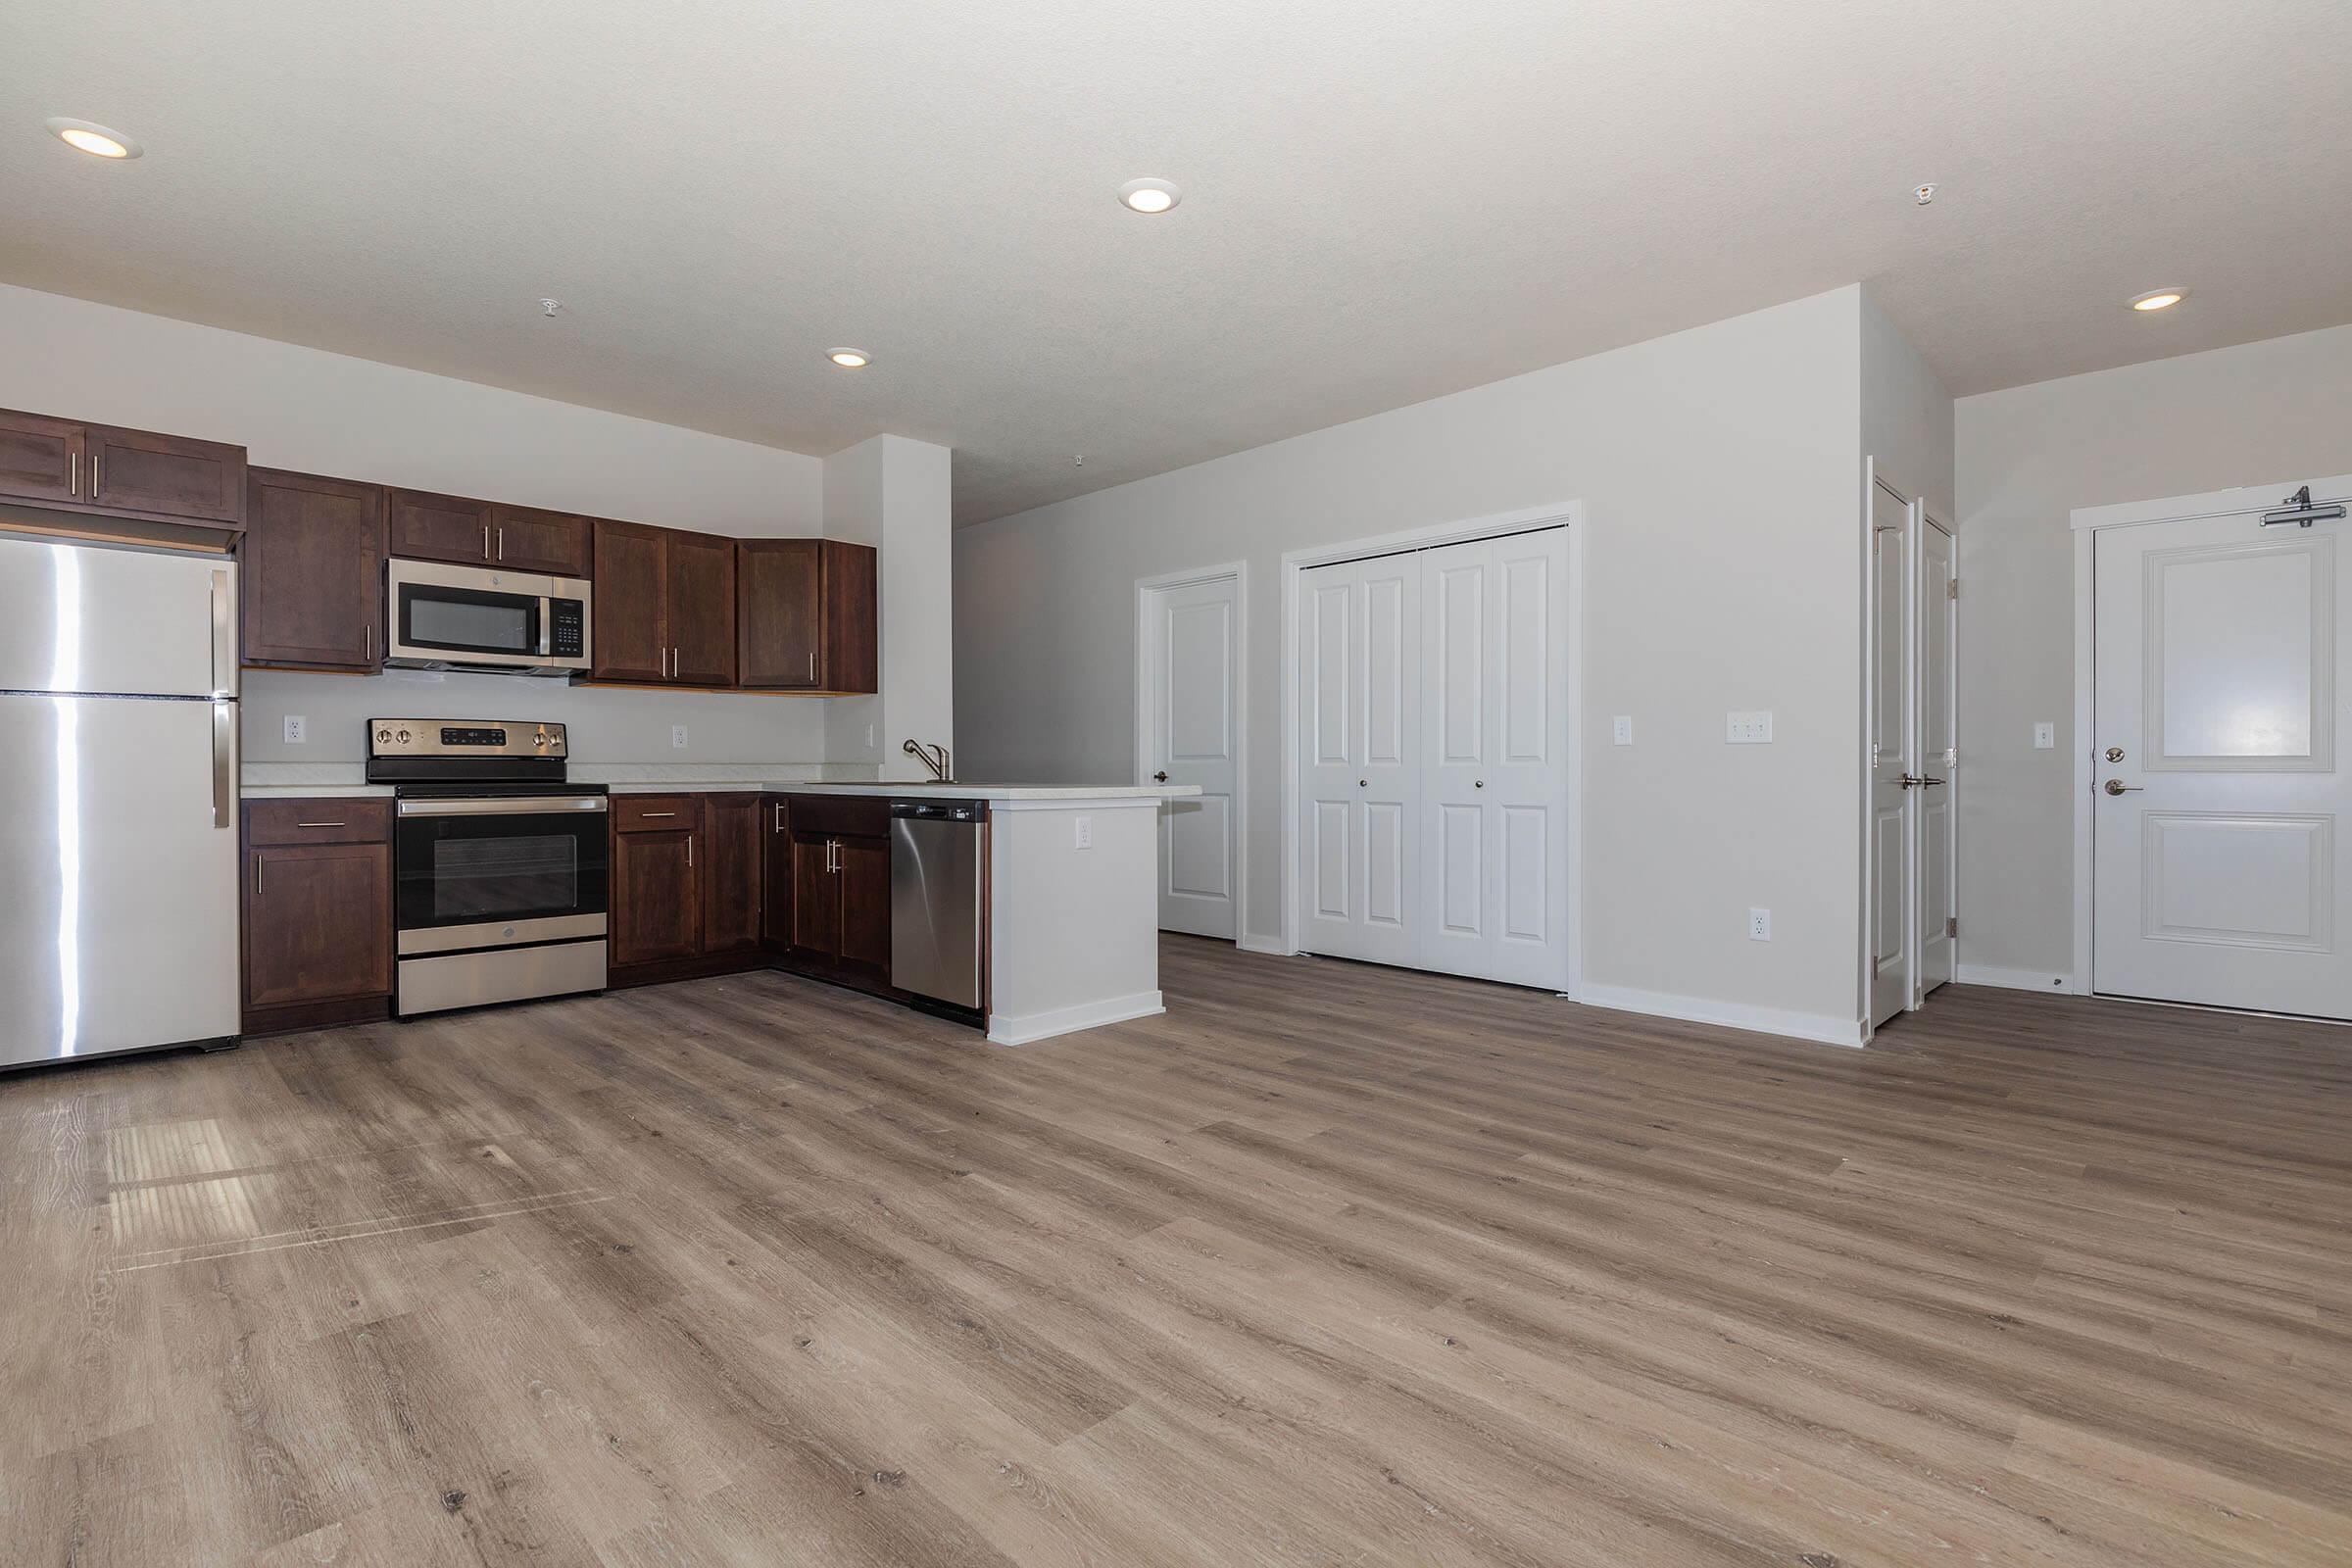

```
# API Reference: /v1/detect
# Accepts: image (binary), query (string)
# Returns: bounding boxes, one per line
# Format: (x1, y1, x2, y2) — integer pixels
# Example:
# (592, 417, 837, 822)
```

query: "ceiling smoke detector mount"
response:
(1913, 182, 1937, 206)
(538, 298, 563, 318)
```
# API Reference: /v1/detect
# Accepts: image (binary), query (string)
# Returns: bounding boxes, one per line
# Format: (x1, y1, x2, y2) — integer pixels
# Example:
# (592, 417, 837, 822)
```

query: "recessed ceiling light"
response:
(2129, 288, 2187, 312)
(1117, 178, 1181, 215)
(45, 118, 141, 159)
(827, 348, 870, 368)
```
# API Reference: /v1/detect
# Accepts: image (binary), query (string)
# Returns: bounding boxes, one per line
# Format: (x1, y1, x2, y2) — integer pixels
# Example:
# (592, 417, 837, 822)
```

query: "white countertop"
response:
(240, 761, 1196, 804)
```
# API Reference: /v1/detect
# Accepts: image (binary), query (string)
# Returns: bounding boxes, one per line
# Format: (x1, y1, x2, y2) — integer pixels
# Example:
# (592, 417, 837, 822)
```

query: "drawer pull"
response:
(296, 820, 346, 829)
(641, 810, 678, 818)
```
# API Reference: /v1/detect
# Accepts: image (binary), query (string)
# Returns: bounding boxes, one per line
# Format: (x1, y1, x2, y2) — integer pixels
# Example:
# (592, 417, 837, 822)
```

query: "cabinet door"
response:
(88, 426, 247, 523)
(388, 489, 494, 565)
(701, 794, 762, 955)
(592, 519, 668, 682)
(0, 410, 86, 506)
(822, 542, 880, 695)
(612, 828, 701, 964)
(789, 830, 842, 961)
(244, 842, 392, 1007)
(738, 539, 822, 689)
(667, 530, 738, 687)
(242, 469, 386, 670)
(492, 505, 591, 577)
(836, 832, 892, 980)
(760, 797, 795, 951)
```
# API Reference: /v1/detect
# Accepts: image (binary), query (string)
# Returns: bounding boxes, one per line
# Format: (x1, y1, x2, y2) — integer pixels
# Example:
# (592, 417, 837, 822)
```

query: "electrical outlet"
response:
(1612, 714, 1633, 746)
(670, 724, 689, 750)
(2034, 721, 2055, 749)
(283, 714, 306, 745)
(1747, 906, 1772, 942)
(1074, 815, 1094, 850)
(1726, 710, 1773, 744)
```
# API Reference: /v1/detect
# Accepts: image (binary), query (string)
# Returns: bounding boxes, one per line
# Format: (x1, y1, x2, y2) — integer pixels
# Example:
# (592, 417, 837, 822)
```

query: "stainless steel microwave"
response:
(385, 558, 591, 676)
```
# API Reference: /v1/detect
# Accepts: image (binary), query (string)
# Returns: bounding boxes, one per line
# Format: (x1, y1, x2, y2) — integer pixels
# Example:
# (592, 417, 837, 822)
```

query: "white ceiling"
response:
(5, 1, 2349, 523)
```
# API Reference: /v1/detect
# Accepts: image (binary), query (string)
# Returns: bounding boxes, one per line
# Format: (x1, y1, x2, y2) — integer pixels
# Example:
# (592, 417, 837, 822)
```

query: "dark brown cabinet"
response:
(611, 795, 704, 965)
(760, 796, 794, 951)
(241, 469, 386, 671)
(0, 407, 246, 525)
(591, 519, 738, 687)
(738, 539, 878, 693)
(241, 801, 393, 1031)
(389, 489, 589, 576)
(702, 794, 763, 955)
(779, 794, 891, 985)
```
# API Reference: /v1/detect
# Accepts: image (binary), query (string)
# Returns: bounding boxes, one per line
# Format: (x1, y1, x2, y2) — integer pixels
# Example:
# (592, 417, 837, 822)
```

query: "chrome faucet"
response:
(903, 738, 952, 782)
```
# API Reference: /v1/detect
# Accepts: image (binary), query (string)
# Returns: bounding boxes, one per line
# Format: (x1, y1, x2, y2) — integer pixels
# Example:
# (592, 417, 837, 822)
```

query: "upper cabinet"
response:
(0, 408, 246, 526)
(388, 489, 590, 576)
(591, 519, 738, 687)
(738, 539, 877, 694)
(242, 469, 386, 671)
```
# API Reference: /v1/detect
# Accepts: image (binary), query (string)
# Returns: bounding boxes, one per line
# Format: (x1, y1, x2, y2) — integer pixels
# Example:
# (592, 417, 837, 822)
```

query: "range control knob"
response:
(396, 728, 411, 744)
(375, 727, 391, 743)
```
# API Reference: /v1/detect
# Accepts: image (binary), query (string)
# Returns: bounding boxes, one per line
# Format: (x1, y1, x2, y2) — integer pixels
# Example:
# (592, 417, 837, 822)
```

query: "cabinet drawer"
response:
(245, 798, 392, 846)
(784, 794, 888, 839)
(613, 795, 704, 833)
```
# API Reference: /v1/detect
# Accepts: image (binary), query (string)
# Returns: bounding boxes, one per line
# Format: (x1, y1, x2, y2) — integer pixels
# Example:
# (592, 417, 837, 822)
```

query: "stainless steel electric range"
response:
(368, 718, 609, 1016)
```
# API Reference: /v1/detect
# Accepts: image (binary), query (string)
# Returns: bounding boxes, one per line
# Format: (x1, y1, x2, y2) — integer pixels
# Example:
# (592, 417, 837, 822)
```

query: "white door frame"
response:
(1135, 561, 1250, 944)
(1276, 501, 1585, 996)
(2069, 472, 2352, 999)
(1917, 506, 1958, 1003)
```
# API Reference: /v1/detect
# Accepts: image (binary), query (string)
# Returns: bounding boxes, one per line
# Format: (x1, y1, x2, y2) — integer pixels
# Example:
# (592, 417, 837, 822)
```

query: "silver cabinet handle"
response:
(296, 821, 345, 829)
(482, 523, 491, 559)
(69, 451, 78, 498)
(686, 834, 694, 868)
(497, 526, 505, 562)
(641, 810, 677, 818)
(364, 624, 371, 662)
(252, 853, 264, 898)
(773, 802, 785, 832)
(808, 652, 815, 683)
(91, 451, 101, 498)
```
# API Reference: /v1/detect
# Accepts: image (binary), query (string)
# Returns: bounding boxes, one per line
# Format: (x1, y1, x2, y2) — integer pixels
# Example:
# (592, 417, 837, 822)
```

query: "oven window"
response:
(433, 833, 576, 921)
(401, 584, 539, 656)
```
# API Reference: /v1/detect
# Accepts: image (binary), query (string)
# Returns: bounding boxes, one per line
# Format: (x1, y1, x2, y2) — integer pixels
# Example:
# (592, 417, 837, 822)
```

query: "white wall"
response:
(0, 282, 842, 765)
(1955, 321, 2352, 983)
(821, 434, 956, 778)
(957, 287, 1870, 1031)
(1862, 288, 1955, 520)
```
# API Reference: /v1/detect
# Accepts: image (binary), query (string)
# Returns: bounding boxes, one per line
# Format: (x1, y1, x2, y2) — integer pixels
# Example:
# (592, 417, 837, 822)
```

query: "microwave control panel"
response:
(549, 600, 586, 660)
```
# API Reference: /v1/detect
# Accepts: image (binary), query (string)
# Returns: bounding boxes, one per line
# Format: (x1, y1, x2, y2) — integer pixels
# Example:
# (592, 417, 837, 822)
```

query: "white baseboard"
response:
(987, 990, 1165, 1046)
(1576, 983, 1867, 1049)
(1954, 962, 2077, 995)
(1237, 934, 1297, 956)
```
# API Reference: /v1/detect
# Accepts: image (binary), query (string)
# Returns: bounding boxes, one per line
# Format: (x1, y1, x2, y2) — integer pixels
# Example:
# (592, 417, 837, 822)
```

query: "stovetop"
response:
(365, 716, 575, 789)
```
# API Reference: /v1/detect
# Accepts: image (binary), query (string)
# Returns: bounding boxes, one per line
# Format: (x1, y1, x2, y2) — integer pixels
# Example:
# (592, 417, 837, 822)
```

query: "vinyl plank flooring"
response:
(5, 938, 2351, 1563)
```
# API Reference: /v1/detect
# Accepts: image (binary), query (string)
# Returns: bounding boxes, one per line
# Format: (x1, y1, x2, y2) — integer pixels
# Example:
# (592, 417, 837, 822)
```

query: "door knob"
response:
(2103, 779, 2143, 796)
(1152, 770, 1169, 783)
(1358, 779, 1368, 788)
(1473, 780, 1485, 789)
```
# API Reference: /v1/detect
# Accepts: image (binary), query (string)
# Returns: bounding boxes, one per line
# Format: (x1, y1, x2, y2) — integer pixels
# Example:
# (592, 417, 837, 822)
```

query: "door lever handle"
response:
(1898, 774, 1946, 789)
(1152, 770, 1169, 783)
(2102, 779, 2144, 796)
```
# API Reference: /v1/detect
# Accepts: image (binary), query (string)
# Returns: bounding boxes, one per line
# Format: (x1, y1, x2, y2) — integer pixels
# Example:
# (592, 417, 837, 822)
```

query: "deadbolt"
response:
(2105, 746, 2125, 763)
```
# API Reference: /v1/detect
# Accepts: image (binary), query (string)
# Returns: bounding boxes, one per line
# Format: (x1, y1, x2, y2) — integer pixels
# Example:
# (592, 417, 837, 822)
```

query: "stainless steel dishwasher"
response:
(890, 799, 988, 1020)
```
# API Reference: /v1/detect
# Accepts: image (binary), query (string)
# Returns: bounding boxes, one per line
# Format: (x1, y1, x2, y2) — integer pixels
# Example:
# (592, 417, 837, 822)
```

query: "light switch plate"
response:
(1612, 714, 1633, 746)
(1726, 710, 1773, 744)
(670, 724, 689, 750)
(1074, 815, 1093, 850)
(2034, 721, 2055, 749)
(283, 714, 306, 745)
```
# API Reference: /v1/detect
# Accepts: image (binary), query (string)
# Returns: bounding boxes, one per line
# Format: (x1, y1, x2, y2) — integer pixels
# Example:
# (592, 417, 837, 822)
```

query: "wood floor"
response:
(5, 940, 2350, 1566)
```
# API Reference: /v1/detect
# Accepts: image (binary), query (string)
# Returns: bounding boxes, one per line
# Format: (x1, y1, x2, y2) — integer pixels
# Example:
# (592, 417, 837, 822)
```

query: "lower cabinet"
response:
(610, 792, 766, 981)
(241, 800, 393, 1034)
(702, 794, 763, 955)
(776, 795, 892, 988)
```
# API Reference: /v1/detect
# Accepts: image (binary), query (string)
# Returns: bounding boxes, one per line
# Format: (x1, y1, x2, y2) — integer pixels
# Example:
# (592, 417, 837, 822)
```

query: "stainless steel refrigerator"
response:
(0, 534, 241, 1068)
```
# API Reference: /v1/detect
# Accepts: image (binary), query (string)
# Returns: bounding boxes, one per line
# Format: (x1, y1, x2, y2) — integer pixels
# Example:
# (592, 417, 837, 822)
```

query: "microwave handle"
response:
(539, 600, 552, 658)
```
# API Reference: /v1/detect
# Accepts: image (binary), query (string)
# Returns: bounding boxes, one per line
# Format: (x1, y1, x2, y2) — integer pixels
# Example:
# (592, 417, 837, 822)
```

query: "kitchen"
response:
(0, 401, 1187, 1072)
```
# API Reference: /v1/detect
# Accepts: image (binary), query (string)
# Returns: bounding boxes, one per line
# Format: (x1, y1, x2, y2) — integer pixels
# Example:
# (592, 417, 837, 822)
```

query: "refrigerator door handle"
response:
(211, 701, 234, 830)
(209, 568, 234, 697)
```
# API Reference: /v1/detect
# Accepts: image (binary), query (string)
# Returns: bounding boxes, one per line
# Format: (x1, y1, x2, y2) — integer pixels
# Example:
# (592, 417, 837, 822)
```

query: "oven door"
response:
(394, 796, 609, 956)
(386, 560, 555, 671)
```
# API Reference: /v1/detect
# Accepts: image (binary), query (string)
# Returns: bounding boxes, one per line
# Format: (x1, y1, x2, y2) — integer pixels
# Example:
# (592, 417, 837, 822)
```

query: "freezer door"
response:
(0, 695, 242, 1066)
(0, 536, 237, 698)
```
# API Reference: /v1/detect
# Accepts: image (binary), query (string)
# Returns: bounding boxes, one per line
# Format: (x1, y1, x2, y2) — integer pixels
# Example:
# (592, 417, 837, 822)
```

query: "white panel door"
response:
(1298, 563, 1362, 957)
(1868, 480, 1913, 1025)
(2093, 508, 2352, 1016)
(1416, 531, 1570, 988)
(1145, 575, 1239, 938)
(1916, 515, 1956, 995)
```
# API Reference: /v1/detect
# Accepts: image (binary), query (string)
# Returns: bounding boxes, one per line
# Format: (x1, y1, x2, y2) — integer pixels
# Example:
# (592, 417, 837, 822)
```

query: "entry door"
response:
(1143, 574, 1240, 938)
(1297, 554, 1421, 966)
(1868, 479, 1913, 1025)
(1916, 514, 1957, 995)
(2093, 502, 2352, 1016)
(1418, 531, 1571, 987)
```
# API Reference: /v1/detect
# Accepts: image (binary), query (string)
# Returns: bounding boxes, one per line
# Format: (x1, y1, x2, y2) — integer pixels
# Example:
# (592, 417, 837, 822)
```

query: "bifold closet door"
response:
(1297, 553, 1421, 966)
(1418, 531, 1571, 988)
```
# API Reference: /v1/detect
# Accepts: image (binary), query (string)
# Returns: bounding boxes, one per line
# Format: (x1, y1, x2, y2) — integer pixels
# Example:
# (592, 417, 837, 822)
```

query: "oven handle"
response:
(397, 796, 609, 817)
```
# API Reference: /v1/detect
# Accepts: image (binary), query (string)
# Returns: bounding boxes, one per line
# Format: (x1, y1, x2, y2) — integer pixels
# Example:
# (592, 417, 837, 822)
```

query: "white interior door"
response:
(1297, 556, 1421, 965)
(2093, 499, 2352, 1017)
(1417, 531, 1571, 988)
(1868, 478, 1914, 1025)
(1144, 574, 1241, 938)
(1916, 514, 1957, 995)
